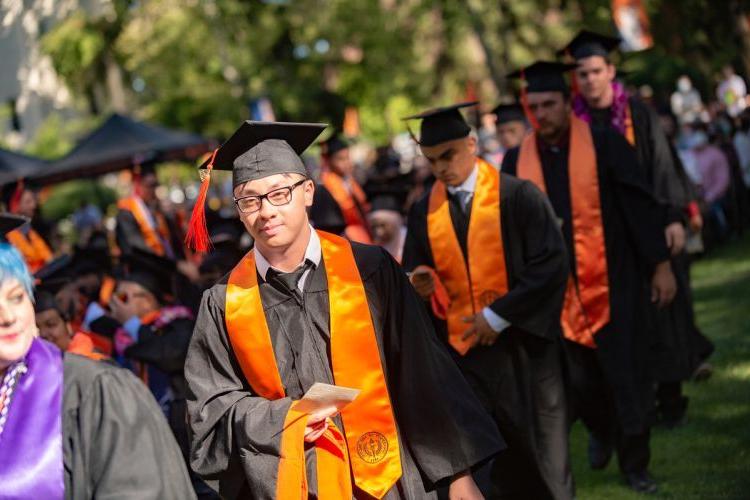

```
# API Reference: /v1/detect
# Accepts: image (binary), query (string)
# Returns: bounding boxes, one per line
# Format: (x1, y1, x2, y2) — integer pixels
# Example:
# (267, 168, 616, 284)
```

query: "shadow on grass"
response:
(572, 236, 750, 500)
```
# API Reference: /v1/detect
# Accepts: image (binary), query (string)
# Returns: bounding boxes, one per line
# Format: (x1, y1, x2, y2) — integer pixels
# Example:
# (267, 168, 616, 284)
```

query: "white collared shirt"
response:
(448, 162, 510, 334)
(254, 225, 322, 290)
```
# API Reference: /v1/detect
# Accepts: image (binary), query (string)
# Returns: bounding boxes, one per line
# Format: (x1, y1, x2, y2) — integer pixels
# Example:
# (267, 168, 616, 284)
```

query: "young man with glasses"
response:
(184, 121, 502, 499)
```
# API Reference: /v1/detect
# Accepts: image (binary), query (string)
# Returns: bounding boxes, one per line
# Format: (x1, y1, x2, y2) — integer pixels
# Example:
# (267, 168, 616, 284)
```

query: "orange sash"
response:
(118, 196, 171, 256)
(426, 159, 509, 355)
(68, 332, 109, 361)
(321, 171, 372, 244)
(516, 114, 610, 347)
(7, 227, 52, 273)
(624, 103, 636, 146)
(225, 231, 402, 499)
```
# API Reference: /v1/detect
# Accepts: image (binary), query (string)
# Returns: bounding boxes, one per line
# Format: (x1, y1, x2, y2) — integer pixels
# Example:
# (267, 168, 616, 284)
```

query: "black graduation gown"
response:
(115, 206, 185, 260)
(402, 173, 572, 500)
(309, 184, 347, 235)
(185, 243, 503, 499)
(502, 125, 670, 435)
(589, 99, 708, 382)
(63, 353, 196, 499)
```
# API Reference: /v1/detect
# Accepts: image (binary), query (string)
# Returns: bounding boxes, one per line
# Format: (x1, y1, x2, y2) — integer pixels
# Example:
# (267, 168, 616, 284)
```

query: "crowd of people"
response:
(0, 27, 747, 500)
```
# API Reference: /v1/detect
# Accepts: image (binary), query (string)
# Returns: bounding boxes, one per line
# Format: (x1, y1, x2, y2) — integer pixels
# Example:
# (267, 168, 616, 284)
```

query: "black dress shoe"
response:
(588, 433, 613, 470)
(624, 470, 658, 494)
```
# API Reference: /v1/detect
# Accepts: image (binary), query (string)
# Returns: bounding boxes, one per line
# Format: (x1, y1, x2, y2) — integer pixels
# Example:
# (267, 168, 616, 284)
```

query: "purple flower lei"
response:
(573, 80, 630, 135)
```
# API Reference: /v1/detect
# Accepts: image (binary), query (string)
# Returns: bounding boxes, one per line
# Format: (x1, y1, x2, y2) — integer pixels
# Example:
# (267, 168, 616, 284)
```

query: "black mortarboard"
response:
(402, 102, 477, 147)
(34, 254, 75, 295)
(492, 104, 527, 125)
(119, 248, 177, 302)
(558, 29, 621, 60)
(199, 121, 327, 187)
(320, 133, 350, 157)
(507, 61, 578, 93)
(369, 195, 402, 214)
(186, 121, 327, 252)
(0, 213, 27, 239)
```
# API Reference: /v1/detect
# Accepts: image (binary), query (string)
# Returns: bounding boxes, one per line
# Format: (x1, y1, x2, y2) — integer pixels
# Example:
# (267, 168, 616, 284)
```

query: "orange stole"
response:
(225, 231, 402, 499)
(6, 228, 52, 273)
(426, 160, 509, 355)
(117, 196, 171, 256)
(321, 171, 372, 244)
(624, 103, 636, 146)
(516, 114, 610, 348)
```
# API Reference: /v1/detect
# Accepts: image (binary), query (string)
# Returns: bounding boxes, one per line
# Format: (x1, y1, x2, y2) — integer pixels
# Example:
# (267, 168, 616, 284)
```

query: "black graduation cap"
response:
(34, 254, 75, 295)
(0, 213, 27, 239)
(186, 121, 327, 252)
(369, 195, 402, 214)
(402, 102, 477, 147)
(119, 248, 177, 302)
(34, 290, 65, 317)
(198, 121, 327, 187)
(558, 29, 621, 60)
(320, 133, 350, 157)
(507, 61, 578, 93)
(492, 103, 527, 125)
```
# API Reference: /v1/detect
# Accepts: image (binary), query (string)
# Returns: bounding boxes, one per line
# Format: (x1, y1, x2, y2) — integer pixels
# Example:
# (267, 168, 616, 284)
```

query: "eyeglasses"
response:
(234, 179, 307, 214)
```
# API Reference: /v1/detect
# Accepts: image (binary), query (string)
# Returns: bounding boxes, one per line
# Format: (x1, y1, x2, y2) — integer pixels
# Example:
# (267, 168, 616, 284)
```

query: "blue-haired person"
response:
(0, 213, 196, 499)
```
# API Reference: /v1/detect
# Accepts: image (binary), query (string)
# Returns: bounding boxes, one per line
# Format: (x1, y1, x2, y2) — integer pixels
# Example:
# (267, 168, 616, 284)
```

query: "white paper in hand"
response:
(294, 382, 360, 416)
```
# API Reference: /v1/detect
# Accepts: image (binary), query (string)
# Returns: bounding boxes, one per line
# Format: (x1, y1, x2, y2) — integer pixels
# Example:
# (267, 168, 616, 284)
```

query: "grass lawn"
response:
(572, 235, 750, 499)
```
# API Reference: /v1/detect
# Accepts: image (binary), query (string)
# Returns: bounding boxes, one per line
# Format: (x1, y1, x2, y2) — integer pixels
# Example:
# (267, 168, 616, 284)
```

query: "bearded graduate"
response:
(560, 29, 713, 429)
(502, 61, 677, 494)
(401, 102, 572, 500)
(183, 121, 503, 500)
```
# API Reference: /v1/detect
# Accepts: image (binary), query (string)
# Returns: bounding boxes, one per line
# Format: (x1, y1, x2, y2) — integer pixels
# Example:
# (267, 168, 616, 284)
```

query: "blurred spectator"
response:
(691, 129, 730, 238)
(716, 65, 747, 118)
(671, 75, 706, 125)
(367, 196, 406, 262)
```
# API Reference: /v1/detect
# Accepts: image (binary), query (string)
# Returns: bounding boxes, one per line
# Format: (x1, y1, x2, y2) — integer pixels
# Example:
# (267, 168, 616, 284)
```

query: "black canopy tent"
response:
(0, 148, 49, 186)
(30, 114, 212, 185)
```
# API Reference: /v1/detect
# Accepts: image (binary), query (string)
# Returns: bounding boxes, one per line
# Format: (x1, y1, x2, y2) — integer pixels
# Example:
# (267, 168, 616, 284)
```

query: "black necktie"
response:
(452, 190, 472, 214)
(266, 260, 313, 299)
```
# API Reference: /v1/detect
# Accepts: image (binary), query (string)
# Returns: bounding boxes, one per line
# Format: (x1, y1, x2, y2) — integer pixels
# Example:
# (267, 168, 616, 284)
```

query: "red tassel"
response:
(519, 70, 540, 131)
(185, 149, 218, 252)
(9, 179, 24, 213)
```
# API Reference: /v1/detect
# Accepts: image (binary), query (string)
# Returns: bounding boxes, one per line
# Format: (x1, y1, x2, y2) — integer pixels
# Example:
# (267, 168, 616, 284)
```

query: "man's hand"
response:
(109, 294, 139, 325)
(449, 470, 484, 500)
(303, 407, 339, 443)
(409, 268, 435, 301)
(651, 261, 677, 308)
(665, 222, 686, 256)
(462, 313, 500, 347)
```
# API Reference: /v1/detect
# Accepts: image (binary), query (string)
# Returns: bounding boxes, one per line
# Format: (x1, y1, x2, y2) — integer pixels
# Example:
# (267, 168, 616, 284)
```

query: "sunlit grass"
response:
(573, 236, 750, 499)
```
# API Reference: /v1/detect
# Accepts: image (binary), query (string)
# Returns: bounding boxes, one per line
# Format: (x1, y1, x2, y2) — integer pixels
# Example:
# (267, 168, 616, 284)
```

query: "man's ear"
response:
(304, 178, 315, 207)
(466, 135, 478, 155)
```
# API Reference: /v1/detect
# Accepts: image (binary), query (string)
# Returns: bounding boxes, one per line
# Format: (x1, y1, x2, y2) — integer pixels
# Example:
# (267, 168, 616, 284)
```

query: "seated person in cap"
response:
(492, 103, 529, 163)
(35, 254, 113, 356)
(367, 195, 406, 263)
(402, 102, 572, 500)
(184, 120, 502, 499)
(502, 60, 676, 494)
(35, 290, 109, 361)
(0, 213, 196, 500)
(2, 181, 53, 272)
(316, 133, 373, 243)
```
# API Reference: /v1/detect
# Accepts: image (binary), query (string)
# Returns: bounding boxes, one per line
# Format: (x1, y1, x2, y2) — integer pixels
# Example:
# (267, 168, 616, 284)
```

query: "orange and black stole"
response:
(425, 159, 509, 355)
(117, 196, 171, 256)
(225, 231, 402, 499)
(516, 113, 610, 347)
(6, 227, 52, 273)
(321, 171, 372, 244)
